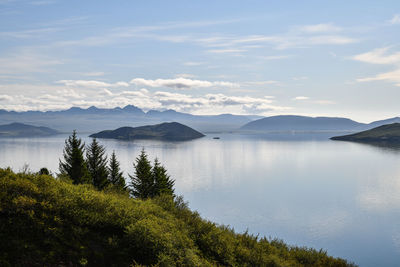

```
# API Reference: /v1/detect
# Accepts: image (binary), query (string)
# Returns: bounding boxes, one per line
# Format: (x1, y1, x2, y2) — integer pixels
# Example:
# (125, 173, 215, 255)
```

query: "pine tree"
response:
(108, 151, 126, 190)
(86, 138, 109, 190)
(152, 158, 175, 197)
(129, 149, 154, 199)
(59, 130, 90, 184)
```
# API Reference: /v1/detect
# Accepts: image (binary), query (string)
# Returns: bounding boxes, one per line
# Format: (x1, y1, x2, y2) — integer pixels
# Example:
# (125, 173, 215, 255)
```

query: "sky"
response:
(0, 0, 400, 122)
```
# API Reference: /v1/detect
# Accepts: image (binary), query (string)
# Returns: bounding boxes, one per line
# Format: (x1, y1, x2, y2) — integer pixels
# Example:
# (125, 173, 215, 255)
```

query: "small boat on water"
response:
(213, 137, 220, 139)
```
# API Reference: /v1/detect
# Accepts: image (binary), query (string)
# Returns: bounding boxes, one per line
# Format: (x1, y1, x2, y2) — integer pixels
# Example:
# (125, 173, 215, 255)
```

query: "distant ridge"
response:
(90, 122, 205, 141)
(0, 122, 59, 137)
(1, 105, 399, 133)
(0, 105, 254, 132)
(240, 115, 364, 131)
(331, 123, 400, 143)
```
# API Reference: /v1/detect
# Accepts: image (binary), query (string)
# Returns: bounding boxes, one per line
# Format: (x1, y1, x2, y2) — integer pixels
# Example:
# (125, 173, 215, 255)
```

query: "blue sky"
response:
(0, 0, 400, 122)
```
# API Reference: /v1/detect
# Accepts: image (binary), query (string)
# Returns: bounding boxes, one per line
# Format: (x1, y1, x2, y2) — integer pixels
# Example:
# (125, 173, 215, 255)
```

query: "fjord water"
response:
(1, 133, 400, 266)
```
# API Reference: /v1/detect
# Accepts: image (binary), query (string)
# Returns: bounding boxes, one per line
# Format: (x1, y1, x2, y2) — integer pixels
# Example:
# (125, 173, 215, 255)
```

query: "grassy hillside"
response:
(331, 123, 400, 143)
(0, 168, 355, 266)
(0, 122, 59, 137)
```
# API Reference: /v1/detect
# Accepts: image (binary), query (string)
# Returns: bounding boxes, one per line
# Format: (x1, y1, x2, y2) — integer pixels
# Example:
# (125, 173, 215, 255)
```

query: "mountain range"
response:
(0, 105, 256, 133)
(240, 115, 400, 132)
(0, 105, 399, 134)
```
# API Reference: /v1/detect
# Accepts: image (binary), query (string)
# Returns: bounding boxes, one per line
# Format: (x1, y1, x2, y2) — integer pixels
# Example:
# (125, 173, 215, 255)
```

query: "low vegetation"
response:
(331, 123, 400, 143)
(0, 132, 356, 266)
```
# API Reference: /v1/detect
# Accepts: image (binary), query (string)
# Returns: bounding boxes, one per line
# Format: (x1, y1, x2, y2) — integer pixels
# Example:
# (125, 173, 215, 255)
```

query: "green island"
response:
(331, 123, 400, 143)
(0, 132, 355, 266)
(90, 122, 205, 141)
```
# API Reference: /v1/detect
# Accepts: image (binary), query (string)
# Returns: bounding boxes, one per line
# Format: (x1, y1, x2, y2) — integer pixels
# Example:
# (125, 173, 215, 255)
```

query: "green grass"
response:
(0, 168, 356, 266)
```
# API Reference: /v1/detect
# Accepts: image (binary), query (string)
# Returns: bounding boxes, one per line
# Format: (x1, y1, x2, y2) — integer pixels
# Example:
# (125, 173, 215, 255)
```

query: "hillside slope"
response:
(331, 123, 400, 143)
(0, 122, 59, 137)
(240, 115, 364, 131)
(90, 122, 205, 141)
(0, 169, 355, 266)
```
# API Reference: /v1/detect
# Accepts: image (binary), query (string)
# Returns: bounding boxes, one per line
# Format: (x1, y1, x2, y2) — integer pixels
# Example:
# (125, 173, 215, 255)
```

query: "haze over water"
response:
(1, 133, 400, 266)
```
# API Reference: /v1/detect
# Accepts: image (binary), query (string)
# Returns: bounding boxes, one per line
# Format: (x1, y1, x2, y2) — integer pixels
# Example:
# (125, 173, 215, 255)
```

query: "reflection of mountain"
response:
(0, 105, 255, 133)
(331, 123, 400, 144)
(0, 122, 59, 137)
(90, 122, 205, 141)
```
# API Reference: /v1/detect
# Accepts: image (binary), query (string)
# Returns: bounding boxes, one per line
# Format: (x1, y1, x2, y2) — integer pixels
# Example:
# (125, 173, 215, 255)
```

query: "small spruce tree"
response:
(86, 138, 109, 190)
(129, 149, 154, 199)
(152, 158, 175, 197)
(59, 130, 90, 184)
(108, 151, 126, 190)
(38, 167, 50, 176)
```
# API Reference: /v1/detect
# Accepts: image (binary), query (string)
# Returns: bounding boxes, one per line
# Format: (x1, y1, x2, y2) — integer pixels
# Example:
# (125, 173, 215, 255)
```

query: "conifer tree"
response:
(152, 158, 175, 197)
(129, 149, 154, 199)
(108, 151, 126, 190)
(59, 130, 90, 184)
(86, 138, 109, 190)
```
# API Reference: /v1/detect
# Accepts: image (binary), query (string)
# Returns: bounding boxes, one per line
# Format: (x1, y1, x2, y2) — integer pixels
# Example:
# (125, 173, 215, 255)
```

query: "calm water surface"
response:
(1, 133, 400, 267)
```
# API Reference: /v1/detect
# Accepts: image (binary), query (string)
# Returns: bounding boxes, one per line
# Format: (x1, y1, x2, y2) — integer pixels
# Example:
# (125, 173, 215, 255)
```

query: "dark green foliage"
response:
(0, 169, 356, 266)
(129, 150, 175, 199)
(38, 167, 50, 175)
(129, 149, 153, 199)
(86, 138, 109, 190)
(108, 151, 126, 190)
(152, 158, 174, 197)
(59, 130, 90, 184)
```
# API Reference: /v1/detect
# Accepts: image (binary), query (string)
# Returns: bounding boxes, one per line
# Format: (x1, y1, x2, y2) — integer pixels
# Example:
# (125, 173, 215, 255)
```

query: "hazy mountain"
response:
(1, 106, 399, 134)
(0, 122, 59, 137)
(331, 123, 400, 143)
(0, 105, 253, 133)
(90, 122, 205, 141)
(240, 115, 365, 131)
(367, 117, 400, 128)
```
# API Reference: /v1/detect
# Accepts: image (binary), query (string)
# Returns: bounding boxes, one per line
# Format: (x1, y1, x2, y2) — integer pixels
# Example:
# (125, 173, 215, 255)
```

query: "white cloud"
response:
(243, 81, 280, 86)
(390, 14, 400, 25)
(292, 76, 309, 81)
(261, 55, 291, 60)
(293, 96, 309, 100)
(183, 61, 204, 66)
(357, 68, 400, 86)
(206, 48, 246, 54)
(174, 73, 196, 79)
(353, 47, 400, 65)
(0, 49, 62, 74)
(0, 82, 290, 115)
(353, 47, 400, 86)
(0, 94, 13, 101)
(314, 100, 335, 105)
(81, 72, 105, 77)
(56, 80, 129, 88)
(130, 77, 239, 89)
(297, 23, 342, 33)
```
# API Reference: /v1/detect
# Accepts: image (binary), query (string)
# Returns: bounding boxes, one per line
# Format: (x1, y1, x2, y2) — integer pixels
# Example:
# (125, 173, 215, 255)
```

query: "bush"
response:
(0, 168, 356, 266)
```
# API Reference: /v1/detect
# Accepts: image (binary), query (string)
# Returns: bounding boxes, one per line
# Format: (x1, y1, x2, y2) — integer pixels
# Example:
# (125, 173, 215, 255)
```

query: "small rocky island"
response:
(331, 123, 400, 143)
(90, 122, 205, 141)
(0, 122, 59, 137)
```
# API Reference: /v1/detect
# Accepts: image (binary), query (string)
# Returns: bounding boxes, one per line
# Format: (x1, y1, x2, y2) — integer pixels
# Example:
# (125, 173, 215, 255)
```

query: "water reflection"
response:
(0, 133, 400, 266)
